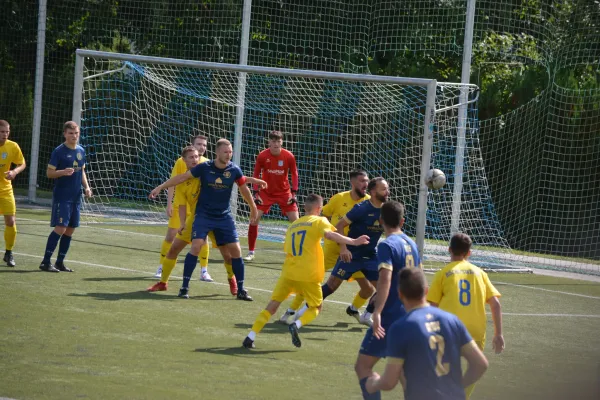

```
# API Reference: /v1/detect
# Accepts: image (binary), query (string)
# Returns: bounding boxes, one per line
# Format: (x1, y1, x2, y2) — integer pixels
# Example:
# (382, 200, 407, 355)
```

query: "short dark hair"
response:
(0, 120, 9, 128)
(380, 201, 405, 228)
(181, 145, 198, 158)
(216, 138, 231, 149)
(63, 121, 79, 132)
(449, 233, 472, 256)
(269, 130, 283, 141)
(398, 267, 428, 301)
(192, 134, 207, 144)
(349, 169, 368, 180)
(304, 193, 323, 209)
(367, 177, 385, 193)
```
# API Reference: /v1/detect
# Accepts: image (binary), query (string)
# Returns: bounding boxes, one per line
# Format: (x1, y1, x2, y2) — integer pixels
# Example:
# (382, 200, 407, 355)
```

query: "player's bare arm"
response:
(366, 362, 403, 393)
(5, 161, 26, 181)
(166, 187, 175, 217)
(371, 268, 392, 339)
(46, 165, 74, 179)
(238, 183, 259, 225)
(246, 177, 267, 190)
(461, 341, 489, 387)
(82, 167, 92, 197)
(148, 171, 193, 199)
(324, 231, 369, 247)
(487, 296, 504, 353)
(177, 204, 187, 235)
(335, 218, 352, 262)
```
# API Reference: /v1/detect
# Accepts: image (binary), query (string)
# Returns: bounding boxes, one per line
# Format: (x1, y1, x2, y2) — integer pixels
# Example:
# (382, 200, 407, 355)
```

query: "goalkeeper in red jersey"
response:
(244, 130, 299, 261)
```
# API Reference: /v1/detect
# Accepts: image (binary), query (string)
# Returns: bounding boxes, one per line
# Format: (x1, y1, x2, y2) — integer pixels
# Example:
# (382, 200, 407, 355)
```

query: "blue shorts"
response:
(51, 201, 81, 228)
(359, 314, 404, 358)
(331, 258, 379, 282)
(192, 213, 238, 246)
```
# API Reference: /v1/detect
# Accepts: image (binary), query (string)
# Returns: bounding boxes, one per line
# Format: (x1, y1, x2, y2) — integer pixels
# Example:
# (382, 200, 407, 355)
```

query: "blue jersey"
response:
(190, 160, 245, 217)
(377, 233, 421, 318)
(48, 144, 86, 203)
(387, 306, 473, 400)
(343, 200, 384, 259)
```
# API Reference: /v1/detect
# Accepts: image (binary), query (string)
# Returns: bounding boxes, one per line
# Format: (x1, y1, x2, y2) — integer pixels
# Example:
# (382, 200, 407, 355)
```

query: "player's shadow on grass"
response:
(83, 276, 156, 282)
(68, 291, 227, 301)
(234, 322, 360, 334)
(195, 346, 294, 357)
(0, 268, 40, 273)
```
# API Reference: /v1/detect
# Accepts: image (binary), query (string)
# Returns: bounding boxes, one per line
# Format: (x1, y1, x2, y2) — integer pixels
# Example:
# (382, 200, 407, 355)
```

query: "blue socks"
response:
(359, 377, 381, 400)
(56, 235, 72, 263)
(43, 231, 61, 263)
(322, 283, 334, 299)
(181, 253, 198, 289)
(231, 257, 244, 292)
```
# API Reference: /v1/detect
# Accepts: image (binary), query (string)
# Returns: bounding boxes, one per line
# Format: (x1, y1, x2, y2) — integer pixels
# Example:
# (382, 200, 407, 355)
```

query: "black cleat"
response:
(242, 337, 255, 349)
(39, 261, 59, 273)
(54, 262, 73, 272)
(346, 306, 361, 323)
(236, 289, 253, 301)
(288, 323, 302, 348)
(178, 287, 189, 299)
(3, 251, 15, 267)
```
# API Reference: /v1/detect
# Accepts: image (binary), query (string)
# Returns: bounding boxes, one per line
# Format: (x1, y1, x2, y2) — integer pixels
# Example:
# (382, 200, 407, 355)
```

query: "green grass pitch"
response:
(1, 209, 599, 400)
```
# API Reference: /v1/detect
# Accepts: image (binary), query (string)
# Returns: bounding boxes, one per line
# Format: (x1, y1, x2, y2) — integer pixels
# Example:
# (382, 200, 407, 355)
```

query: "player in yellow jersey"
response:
(427, 232, 504, 399)
(280, 169, 373, 323)
(147, 146, 267, 295)
(154, 135, 213, 281)
(0, 120, 26, 267)
(242, 193, 370, 349)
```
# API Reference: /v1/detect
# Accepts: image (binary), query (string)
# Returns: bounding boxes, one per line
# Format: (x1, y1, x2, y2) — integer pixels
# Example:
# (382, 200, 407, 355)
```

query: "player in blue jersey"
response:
(293, 177, 388, 325)
(40, 121, 93, 272)
(366, 267, 489, 400)
(149, 138, 260, 301)
(354, 200, 419, 399)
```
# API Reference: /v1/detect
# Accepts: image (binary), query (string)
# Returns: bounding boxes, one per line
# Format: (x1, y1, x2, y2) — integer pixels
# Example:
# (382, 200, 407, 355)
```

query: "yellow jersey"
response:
(171, 156, 208, 208)
(322, 190, 370, 235)
(0, 140, 25, 197)
(281, 215, 336, 283)
(427, 260, 501, 342)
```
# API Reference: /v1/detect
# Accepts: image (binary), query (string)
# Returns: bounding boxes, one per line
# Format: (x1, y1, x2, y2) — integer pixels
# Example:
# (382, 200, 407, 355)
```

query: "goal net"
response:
(75, 50, 534, 272)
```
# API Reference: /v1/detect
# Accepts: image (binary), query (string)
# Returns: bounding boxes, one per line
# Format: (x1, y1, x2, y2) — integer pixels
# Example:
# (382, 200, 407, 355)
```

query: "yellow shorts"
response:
(323, 239, 364, 280)
(0, 194, 16, 216)
(271, 276, 323, 308)
(168, 202, 189, 229)
(475, 339, 485, 351)
(176, 214, 217, 248)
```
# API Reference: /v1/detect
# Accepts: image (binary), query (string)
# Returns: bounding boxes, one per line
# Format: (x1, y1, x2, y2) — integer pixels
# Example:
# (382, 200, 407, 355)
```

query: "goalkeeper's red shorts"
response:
(256, 191, 298, 215)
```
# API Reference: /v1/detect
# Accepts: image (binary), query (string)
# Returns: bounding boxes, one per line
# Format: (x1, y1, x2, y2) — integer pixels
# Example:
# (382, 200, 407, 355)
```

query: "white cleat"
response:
(154, 266, 163, 278)
(200, 271, 214, 282)
(359, 312, 373, 327)
(244, 252, 255, 262)
(278, 309, 295, 324)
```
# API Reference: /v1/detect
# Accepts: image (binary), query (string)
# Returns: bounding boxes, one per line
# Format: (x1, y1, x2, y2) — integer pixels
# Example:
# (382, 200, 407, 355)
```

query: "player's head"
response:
(268, 130, 283, 156)
(350, 169, 369, 198)
(398, 267, 428, 306)
(181, 146, 200, 169)
(192, 134, 207, 156)
(304, 193, 323, 215)
(0, 120, 10, 144)
(62, 121, 80, 146)
(380, 201, 405, 230)
(367, 177, 389, 203)
(215, 138, 233, 164)
(449, 232, 472, 259)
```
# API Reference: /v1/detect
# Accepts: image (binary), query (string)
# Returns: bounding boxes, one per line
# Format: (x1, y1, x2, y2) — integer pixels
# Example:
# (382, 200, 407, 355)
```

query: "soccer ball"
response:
(426, 169, 446, 190)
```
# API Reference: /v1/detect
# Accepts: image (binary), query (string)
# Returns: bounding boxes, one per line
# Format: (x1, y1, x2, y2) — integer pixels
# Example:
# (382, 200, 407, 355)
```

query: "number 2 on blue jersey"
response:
(291, 230, 307, 256)
(458, 279, 471, 306)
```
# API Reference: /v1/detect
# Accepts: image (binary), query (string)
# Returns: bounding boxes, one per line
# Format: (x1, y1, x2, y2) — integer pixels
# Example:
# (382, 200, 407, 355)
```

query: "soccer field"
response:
(1, 208, 599, 400)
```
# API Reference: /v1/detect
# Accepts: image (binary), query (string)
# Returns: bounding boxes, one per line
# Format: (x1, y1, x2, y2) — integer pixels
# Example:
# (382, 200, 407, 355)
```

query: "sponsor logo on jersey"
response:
(215, 178, 222, 184)
(223, 171, 231, 178)
(77, 152, 82, 160)
(278, 160, 283, 166)
(1, 152, 7, 160)
(267, 169, 285, 175)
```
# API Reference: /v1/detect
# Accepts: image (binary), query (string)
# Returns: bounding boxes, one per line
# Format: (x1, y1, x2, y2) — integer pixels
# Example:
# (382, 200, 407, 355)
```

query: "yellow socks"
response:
(224, 262, 234, 279)
(199, 243, 209, 268)
(4, 224, 16, 251)
(298, 306, 319, 327)
(289, 294, 305, 311)
(351, 292, 370, 310)
(250, 309, 272, 335)
(159, 240, 172, 266)
(160, 257, 177, 283)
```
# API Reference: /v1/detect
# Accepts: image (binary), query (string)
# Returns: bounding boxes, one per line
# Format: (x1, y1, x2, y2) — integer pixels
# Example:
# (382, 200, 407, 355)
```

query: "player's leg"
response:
(294, 261, 347, 320)
(40, 201, 69, 272)
(464, 339, 486, 399)
(356, 326, 387, 400)
(280, 194, 299, 222)
(217, 244, 237, 295)
(243, 276, 291, 348)
(177, 215, 210, 298)
(155, 210, 180, 277)
(222, 240, 252, 301)
(245, 208, 266, 261)
(53, 202, 81, 272)
(198, 241, 212, 282)
(287, 281, 323, 348)
(347, 274, 375, 323)
(147, 236, 189, 292)
(2, 195, 17, 266)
